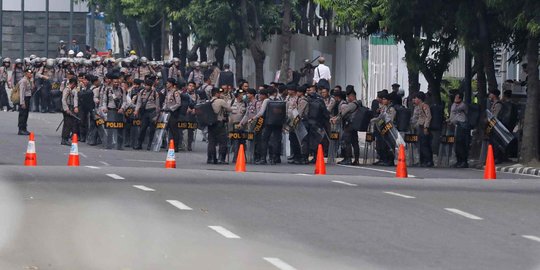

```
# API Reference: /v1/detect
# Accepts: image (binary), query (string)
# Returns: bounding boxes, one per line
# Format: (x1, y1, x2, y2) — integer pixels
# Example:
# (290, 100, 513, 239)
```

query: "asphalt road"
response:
(0, 111, 539, 269)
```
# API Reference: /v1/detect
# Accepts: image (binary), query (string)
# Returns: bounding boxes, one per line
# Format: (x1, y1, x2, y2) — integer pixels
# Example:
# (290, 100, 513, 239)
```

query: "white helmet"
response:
(84, 60, 92, 66)
(2, 58, 11, 63)
(140, 56, 148, 63)
(68, 50, 75, 55)
(46, 59, 55, 67)
(76, 52, 84, 57)
(15, 58, 22, 64)
(29, 54, 37, 60)
(172, 57, 180, 63)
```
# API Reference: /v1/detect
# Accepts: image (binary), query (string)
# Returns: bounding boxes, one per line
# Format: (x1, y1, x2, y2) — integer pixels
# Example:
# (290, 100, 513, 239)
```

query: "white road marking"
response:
(295, 173, 311, 176)
(263, 257, 297, 270)
(106, 174, 124, 180)
(384, 191, 416, 199)
(125, 159, 163, 163)
(99, 161, 110, 166)
(79, 152, 88, 158)
(444, 208, 483, 220)
(166, 200, 193, 210)
(133, 185, 155, 192)
(84, 166, 100, 169)
(522, 235, 540, 243)
(338, 164, 416, 178)
(332, 180, 358, 187)
(208, 226, 241, 239)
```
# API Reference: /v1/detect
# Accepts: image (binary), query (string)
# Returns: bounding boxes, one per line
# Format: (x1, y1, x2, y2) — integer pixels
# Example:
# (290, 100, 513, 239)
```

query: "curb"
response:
(496, 165, 540, 177)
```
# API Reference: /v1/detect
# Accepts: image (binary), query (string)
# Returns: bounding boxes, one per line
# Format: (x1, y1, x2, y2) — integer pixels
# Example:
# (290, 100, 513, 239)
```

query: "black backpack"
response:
(429, 104, 444, 131)
(349, 102, 373, 132)
(499, 101, 519, 131)
(194, 100, 217, 127)
(308, 96, 330, 123)
(264, 100, 286, 126)
(467, 103, 481, 129)
(78, 86, 94, 111)
(395, 106, 412, 132)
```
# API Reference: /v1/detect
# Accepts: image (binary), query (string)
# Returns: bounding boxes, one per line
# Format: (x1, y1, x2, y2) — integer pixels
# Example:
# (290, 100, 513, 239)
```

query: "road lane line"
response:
(337, 164, 416, 178)
(444, 208, 483, 220)
(332, 180, 358, 187)
(295, 173, 311, 176)
(133, 185, 155, 192)
(166, 200, 193, 210)
(208, 226, 241, 239)
(79, 152, 88, 158)
(125, 159, 163, 163)
(99, 161, 110, 166)
(84, 166, 100, 169)
(106, 174, 125, 180)
(522, 235, 540, 243)
(384, 191, 416, 199)
(263, 257, 297, 270)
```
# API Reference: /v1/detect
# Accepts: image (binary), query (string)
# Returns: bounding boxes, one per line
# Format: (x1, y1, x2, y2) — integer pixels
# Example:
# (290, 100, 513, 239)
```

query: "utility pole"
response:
(45, 0, 49, 57)
(89, 3, 95, 51)
(21, 0, 24, 59)
(1, 0, 3, 56)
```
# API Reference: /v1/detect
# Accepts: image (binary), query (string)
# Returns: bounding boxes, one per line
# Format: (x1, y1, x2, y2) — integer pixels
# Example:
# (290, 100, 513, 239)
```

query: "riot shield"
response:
(375, 119, 405, 155)
(86, 109, 104, 145)
(327, 122, 342, 164)
(150, 112, 170, 152)
(105, 110, 125, 150)
(485, 110, 515, 152)
(281, 131, 289, 163)
(245, 121, 257, 164)
(363, 122, 376, 165)
(437, 124, 456, 167)
(131, 117, 142, 149)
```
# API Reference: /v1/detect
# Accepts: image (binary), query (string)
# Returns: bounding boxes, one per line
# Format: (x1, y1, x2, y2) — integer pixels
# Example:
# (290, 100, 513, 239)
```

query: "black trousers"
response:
(302, 123, 322, 159)
(454, 122, 470, 164)
(341, 125, 359, 160)
(167, 112, 180, 150)
(207, 122, 227, 161)
(62, 112, 79, 140)
(40, 81, 52, 112)
(375, 130, 393, 163)
(260, 125, 283, 161)
(138, 109, 157, 148)
(417, 126, 433, 164)
(18, 97, 31, 130)
(0, 82, 10, 109)
(78, 109, 91, 140)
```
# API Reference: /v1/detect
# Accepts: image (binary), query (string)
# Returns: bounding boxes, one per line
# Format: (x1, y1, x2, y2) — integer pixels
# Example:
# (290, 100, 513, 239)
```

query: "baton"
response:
(55, 119, 64, 132)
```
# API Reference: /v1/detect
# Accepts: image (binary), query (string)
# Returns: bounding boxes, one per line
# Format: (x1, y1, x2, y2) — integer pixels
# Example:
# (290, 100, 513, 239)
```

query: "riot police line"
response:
(2, 54, 523, 167)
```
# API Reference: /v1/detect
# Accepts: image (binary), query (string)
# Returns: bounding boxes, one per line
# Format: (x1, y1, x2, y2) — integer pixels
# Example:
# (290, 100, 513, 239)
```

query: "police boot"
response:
(338, 158, 352, 165)
(255, 158, 267, 165)
(18, 129, 30, 136)
(218, 154, 228, 165)
(133, 144, 142, 150)
(352, 159, 360, 166)
(61, 138, 70, 146)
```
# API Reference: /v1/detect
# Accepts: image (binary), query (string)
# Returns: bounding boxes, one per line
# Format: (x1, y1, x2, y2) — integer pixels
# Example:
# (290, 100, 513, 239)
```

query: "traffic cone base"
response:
(67, 134, 80, 166)
(165, 140, 176, 169)
(24, 132, 37, 166)
(235, 144, 246, 172)
(314, 144, 326, 175)
(484, 144, 496, 180)
(396, 144, 408, 178)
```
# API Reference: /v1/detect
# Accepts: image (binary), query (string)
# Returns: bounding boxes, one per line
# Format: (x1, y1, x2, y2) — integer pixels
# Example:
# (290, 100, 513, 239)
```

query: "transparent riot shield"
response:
(245, 121, 257, 164)
(327, 122, 342, 164)
(437, 124, 456, 167)
(404, 131, 419, 166)
(131, 117, 142, 149)
(486, 110, 515, 152)
(86, 109, 103, 145)
(150, 112, 170, 152)
(105, 110, 125, 150)
(363, 122, 376, 165)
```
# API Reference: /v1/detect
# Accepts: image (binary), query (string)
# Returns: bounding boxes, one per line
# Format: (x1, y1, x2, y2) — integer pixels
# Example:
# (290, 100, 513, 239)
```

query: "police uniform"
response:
(135, 87, 160, 150)
(188, 69, 204, 85)
(334, 100, 361, 165)
(208, 95, 232, 164)
(135, 65, 155, 80)
(256, 95, 285, 165)
(411, 99, 433, 167)
(295, 93, 310, 164)
(77, 81, 94, 142)
(162, 87, 181, 151)
(17, 73, 34, 135)
(229, 94, 247, 161)
(373, 103, 397, 166)
(449, 101, 469, 168)
(36, 66, 56, 113)
(61, 84, 79, 145)
(100, 84, 128, 149)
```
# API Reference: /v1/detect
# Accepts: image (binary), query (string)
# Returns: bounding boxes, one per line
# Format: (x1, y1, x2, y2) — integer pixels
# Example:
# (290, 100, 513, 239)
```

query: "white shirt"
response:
(313, 64, 331, 83)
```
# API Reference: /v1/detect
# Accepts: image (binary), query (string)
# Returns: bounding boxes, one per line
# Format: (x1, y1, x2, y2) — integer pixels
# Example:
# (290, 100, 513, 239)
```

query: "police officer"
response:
(36, 59, 56, 113)
(449, 92, 469, 168)
(488, 89, 507, 164)
(18, 69, 34, 135)
(208, 87, 232, 164)
(162, 78, 182, 152)
(292, 85, 310, 164)
(0, 58, 13, 111)
(372, 93, 397, 166)
(100, 73, 128, 149)
(411, 92, 433, 167)
(229, 89, 247, 161)
(77, 74, 93, 142)
(253, 87, 284, 165)
(239, 88, 259, 162)
(134, 79, 160, 150)
(285, 85, 300, 163)
(61, 78, 80, 145)
(331, 88, 361, 165)
(187, 62, 204, 86)
(135, 57, 155, 80)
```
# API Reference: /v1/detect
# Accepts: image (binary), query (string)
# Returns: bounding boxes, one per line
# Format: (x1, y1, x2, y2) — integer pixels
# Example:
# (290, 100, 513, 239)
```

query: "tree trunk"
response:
(252, 50, 265, 87)
(172, 24, 180, 58)
(483, 46, 498, 91)
(234, 45, 243, 81)
(240, 0, 266, 87)
(152, 32, 161, 60)
(464, 50, 473, 104)
(188, 42, 200, 62)
(200, 45, 208, 62)
(180, 32, 188, 66)
(214, 43, 226, 69)
(476, 56, 487, 112)
(113, 20, 125, 57)
(403, 37, 419, 107)
(144, 33, 153, 59)
(520, 36, 540, 165)
(125, 18, 146, 56)
(470, 55, 487, 159)
(278, 0, 292, 84)
(161, 13, 169, 60)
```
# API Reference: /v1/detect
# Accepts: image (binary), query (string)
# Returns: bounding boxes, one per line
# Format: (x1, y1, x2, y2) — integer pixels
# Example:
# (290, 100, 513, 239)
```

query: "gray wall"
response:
(1, 11, 86, 59)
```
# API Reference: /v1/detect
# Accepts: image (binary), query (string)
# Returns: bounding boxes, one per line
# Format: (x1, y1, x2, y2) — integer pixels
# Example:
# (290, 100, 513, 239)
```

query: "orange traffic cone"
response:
(67, 134, 80, 166)
(235, 144, 246, 172)
(24, 132, 37, 166)
(484, 144, 496, 180)
(314, 144, 326, 175)
(396, 144, 408, 178)
(165, 139, 176, 169)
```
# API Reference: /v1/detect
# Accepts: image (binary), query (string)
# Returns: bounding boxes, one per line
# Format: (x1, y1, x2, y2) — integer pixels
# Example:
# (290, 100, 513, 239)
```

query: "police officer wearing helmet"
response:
(229, 88, 247, 162)
(208, 87, 232, 164)
(372, 92, 397, 166)
(331, 87, 361, 165)
(61, 77, 80, 145)
(162, 78, 182, 152)
(0, 58, 13, 111)
(134, 79, 161, 150)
